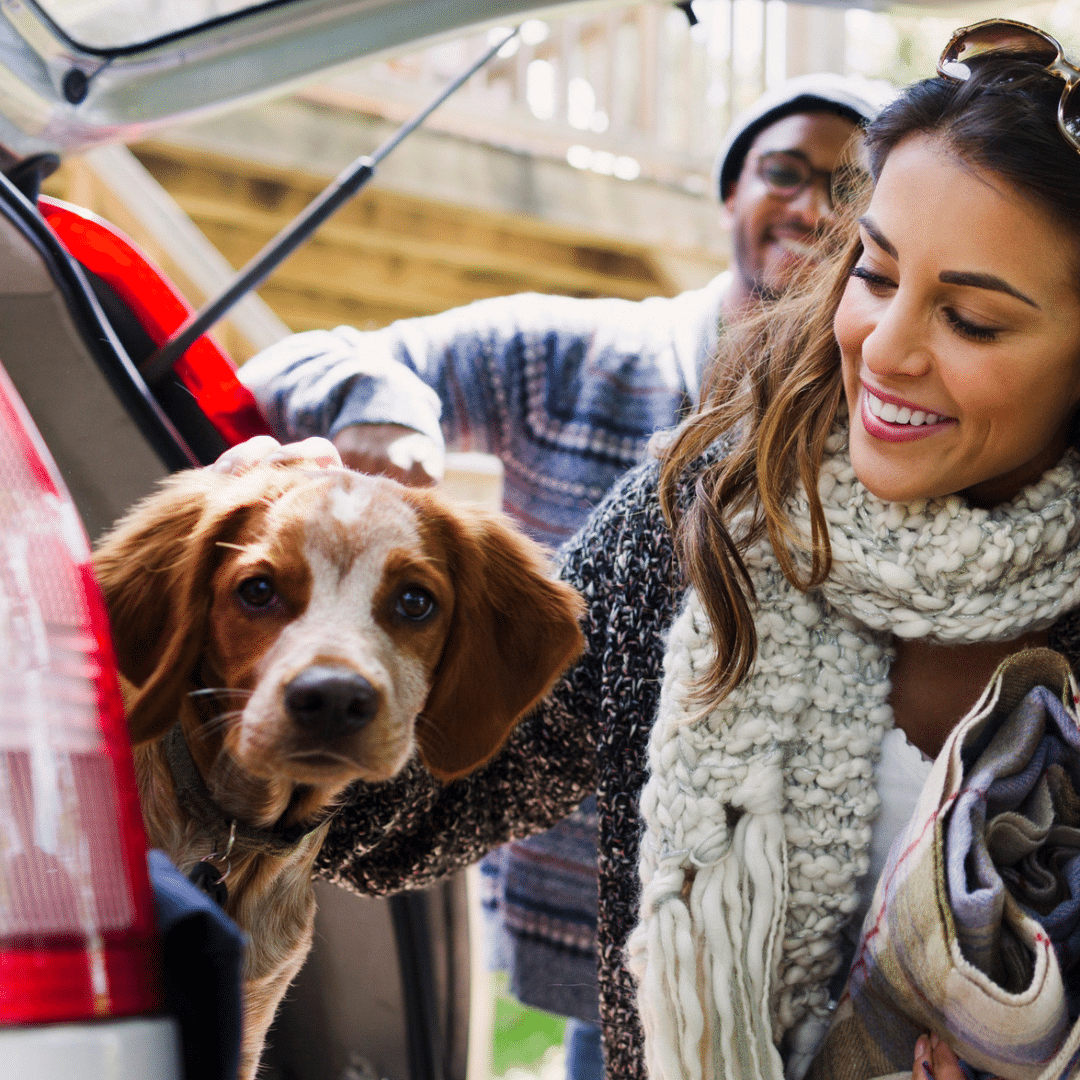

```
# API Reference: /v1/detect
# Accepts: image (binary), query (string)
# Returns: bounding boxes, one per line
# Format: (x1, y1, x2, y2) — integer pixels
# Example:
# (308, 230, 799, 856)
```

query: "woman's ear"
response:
(411, 495, 585, 781)
(93, 468, 260, 746)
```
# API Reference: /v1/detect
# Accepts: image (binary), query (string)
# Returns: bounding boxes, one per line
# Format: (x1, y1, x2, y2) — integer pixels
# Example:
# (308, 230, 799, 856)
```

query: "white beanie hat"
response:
(714, 72, 894, 200)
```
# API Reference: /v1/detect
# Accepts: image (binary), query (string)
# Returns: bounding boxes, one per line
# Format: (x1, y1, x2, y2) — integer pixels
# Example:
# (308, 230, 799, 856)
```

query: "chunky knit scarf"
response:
(626, 433, 1080, 1080)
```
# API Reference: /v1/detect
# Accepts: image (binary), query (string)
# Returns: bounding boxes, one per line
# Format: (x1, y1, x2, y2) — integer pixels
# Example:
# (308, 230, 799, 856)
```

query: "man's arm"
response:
(239, 281, 726, 491)
(239, 324, 448, 485)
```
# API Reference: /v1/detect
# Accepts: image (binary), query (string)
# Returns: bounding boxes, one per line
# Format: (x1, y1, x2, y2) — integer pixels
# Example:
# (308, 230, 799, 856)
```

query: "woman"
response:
(265, 23, 1080, 1080)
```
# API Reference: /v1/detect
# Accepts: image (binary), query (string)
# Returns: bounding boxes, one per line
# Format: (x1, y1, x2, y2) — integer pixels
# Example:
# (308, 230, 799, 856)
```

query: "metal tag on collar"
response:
(188, 820, 236, 908)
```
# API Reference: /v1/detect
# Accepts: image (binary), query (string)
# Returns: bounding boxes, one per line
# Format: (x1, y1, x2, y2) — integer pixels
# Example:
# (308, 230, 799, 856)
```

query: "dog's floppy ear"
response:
(412, 495, 585, 781)
(93, 468, 271, 746)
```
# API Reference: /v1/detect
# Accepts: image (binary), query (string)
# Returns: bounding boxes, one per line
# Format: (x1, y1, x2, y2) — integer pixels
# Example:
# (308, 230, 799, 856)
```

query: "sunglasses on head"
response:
(937, 19, 1080, 153)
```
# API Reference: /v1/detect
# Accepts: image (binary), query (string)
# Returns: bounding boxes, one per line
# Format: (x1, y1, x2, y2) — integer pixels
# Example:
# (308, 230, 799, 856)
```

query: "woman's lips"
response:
(860, 385, 956, 443)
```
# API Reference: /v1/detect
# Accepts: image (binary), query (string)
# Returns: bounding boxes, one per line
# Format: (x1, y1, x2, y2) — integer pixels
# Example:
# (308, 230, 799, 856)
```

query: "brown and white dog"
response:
(92, 459, 584, 1079)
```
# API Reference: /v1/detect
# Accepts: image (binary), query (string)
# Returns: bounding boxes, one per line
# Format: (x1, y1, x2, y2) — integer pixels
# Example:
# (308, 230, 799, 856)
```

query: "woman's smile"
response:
(860, 383, 954, 442)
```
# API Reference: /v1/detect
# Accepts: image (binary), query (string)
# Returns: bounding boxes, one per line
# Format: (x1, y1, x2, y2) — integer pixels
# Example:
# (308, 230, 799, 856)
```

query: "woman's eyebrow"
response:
(937, 270, 1039, 309)
(858, 215, 1039, 309)
(858, 216, 896, 258)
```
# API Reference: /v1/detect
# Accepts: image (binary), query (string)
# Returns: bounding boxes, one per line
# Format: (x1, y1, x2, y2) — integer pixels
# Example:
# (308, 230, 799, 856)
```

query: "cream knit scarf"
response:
(626, 432, 1080, 1080)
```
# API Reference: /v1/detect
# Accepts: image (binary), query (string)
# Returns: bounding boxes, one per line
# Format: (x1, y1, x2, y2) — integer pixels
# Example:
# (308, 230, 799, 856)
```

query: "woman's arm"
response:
(311, 454, 669, 895)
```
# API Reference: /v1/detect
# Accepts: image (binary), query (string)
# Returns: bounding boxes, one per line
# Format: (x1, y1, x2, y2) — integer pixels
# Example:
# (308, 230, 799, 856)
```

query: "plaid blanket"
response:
(808, 649, 1080, 1080)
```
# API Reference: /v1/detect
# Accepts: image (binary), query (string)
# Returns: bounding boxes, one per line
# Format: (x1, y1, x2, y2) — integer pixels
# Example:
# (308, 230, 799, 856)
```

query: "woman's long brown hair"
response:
(658, 214, 862, 709)
(659, 58, 1080, 713)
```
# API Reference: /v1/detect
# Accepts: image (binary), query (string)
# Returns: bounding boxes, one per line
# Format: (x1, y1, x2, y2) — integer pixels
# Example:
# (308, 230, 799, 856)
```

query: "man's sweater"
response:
(240, 281, 725, 546)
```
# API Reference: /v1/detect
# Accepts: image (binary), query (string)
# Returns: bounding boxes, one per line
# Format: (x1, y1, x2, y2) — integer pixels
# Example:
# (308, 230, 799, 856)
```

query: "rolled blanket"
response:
(808, 648, 1080, 1080)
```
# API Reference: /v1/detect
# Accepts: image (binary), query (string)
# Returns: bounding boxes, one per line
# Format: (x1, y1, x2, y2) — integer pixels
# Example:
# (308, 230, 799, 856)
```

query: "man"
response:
(240, 71, 889, 1080)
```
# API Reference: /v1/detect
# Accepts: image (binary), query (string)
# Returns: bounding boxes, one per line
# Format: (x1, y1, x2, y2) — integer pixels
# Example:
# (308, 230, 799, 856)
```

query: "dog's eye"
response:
(237, 576, 276, 608)
(396, 587, 435, 621)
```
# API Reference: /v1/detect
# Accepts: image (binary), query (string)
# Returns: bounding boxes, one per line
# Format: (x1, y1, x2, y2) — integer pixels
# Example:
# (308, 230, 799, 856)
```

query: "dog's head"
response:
(93, 464, 584, 823)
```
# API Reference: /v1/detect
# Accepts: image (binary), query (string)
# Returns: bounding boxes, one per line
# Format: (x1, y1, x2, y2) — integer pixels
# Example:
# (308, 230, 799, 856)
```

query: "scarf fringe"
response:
(629, 811, 788, 1080)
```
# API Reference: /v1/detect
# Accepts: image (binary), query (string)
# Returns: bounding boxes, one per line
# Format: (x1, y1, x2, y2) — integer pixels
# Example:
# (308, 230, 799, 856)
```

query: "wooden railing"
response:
(298, 0, 1080, 193)
(302, 1, 851, 194)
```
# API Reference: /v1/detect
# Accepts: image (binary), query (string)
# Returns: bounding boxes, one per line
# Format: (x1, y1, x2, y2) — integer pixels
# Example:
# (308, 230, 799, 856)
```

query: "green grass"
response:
(490, 972, 566, 1077)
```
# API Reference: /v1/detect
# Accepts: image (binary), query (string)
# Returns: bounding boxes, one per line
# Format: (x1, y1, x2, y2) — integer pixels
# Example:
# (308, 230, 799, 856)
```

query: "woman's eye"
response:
(237, 576, 276, 608)
(396, 587, 435, 621)
(943, 307, 999, 343)
(850, 265, 894, 293)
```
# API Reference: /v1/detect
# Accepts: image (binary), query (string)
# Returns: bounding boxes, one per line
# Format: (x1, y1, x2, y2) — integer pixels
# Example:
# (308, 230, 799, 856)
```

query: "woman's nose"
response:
(861, 299, 933, 379)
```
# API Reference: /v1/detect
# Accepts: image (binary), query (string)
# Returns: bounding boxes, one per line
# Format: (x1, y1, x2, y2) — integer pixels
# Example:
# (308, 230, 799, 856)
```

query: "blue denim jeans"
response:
(564, 1018, 604, 1080)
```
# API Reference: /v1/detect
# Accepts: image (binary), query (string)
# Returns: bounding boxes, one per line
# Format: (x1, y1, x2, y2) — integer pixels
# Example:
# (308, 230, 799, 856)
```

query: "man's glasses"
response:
(755, 151, 837, 208)
(937, 19, 1080, 153)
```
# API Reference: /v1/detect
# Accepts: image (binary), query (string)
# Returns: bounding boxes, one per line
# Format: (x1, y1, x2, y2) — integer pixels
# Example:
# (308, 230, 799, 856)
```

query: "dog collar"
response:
(163, 723, 340, 897)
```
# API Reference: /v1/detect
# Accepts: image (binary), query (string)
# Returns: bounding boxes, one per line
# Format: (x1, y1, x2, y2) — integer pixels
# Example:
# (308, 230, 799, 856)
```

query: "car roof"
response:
(0, 0, 596, 158)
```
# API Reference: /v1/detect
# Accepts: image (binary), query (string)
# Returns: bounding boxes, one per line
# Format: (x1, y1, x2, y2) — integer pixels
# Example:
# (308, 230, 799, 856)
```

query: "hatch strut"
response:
(141, 25, 520, 386)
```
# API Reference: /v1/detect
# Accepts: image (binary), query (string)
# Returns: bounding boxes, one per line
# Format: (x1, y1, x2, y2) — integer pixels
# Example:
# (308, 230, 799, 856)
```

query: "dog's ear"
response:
(93, 468, 270, 746)
(413, 496, 585, 781)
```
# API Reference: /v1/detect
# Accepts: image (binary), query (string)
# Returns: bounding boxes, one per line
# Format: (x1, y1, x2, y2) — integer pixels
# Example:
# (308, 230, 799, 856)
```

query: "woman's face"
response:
(834, 133, 1080, 507)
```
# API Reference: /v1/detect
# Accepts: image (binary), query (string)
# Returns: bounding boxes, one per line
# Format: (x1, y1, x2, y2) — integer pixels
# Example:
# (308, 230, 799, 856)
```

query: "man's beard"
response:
(735, 224, 825, 303)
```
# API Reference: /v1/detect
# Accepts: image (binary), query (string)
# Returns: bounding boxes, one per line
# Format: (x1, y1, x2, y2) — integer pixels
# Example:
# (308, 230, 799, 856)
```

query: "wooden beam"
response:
(130, 142, 688, 282)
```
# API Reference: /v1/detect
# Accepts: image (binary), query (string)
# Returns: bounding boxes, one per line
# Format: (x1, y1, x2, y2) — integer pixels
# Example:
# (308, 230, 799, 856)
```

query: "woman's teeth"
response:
(866, 390, 941, 426)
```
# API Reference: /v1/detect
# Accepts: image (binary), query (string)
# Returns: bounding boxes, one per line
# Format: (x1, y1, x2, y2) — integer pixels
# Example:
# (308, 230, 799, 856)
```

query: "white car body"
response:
(0, 1017, 182, 1078)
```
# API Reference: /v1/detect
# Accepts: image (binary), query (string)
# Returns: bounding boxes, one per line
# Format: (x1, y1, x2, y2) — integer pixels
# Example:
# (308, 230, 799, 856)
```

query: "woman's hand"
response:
(210, 435, 342, 476)
(913, 1032, 978, 1080)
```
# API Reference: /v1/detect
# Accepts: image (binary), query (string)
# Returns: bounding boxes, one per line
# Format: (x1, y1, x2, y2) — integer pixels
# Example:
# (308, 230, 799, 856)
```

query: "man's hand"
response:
(332, 423, 444, 488)
(211, 435, 342, 476)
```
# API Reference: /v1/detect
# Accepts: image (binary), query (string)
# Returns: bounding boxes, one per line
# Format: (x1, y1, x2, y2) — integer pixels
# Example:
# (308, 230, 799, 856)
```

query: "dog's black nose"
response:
(284, 666, 380, 736)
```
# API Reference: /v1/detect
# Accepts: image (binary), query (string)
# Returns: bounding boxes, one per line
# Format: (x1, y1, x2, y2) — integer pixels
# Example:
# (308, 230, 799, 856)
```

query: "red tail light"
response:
(39, 196, 273, 447)
(0, 360, 161, 1024)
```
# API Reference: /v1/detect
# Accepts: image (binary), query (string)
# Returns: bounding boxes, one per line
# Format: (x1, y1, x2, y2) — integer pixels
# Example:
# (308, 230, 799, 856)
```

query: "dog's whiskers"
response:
(215, 541, 251, 553)
(195, 709, 246, 741)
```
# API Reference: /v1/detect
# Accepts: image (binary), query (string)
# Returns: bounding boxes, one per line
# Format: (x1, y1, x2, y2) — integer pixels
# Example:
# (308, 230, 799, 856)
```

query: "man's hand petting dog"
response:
(95, 437, 583, 1080)
(332, 422, 444, 487)
(211, 434, 342, 476)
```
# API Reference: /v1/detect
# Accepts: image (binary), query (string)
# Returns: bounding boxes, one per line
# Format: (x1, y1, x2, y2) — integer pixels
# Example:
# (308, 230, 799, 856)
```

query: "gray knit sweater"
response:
(313, 450, 1080, 1080)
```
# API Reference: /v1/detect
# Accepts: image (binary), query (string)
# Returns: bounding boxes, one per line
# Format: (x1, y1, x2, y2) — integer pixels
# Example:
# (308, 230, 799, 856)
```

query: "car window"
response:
(34, 0, 295, 49)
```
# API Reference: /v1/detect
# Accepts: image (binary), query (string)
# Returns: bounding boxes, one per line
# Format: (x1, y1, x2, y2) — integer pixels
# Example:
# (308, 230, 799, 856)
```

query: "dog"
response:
(92, 460, 585, 1079)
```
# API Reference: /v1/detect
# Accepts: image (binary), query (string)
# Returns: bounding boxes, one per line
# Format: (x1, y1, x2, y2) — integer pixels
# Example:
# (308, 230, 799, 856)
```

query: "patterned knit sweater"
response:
(240, 281, 725, 547)
(313, 449, 1080, 1080)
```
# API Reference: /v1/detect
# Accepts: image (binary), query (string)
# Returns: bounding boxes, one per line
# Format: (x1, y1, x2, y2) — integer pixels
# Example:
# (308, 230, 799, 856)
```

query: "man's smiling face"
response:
(724, 111, 858, 306)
